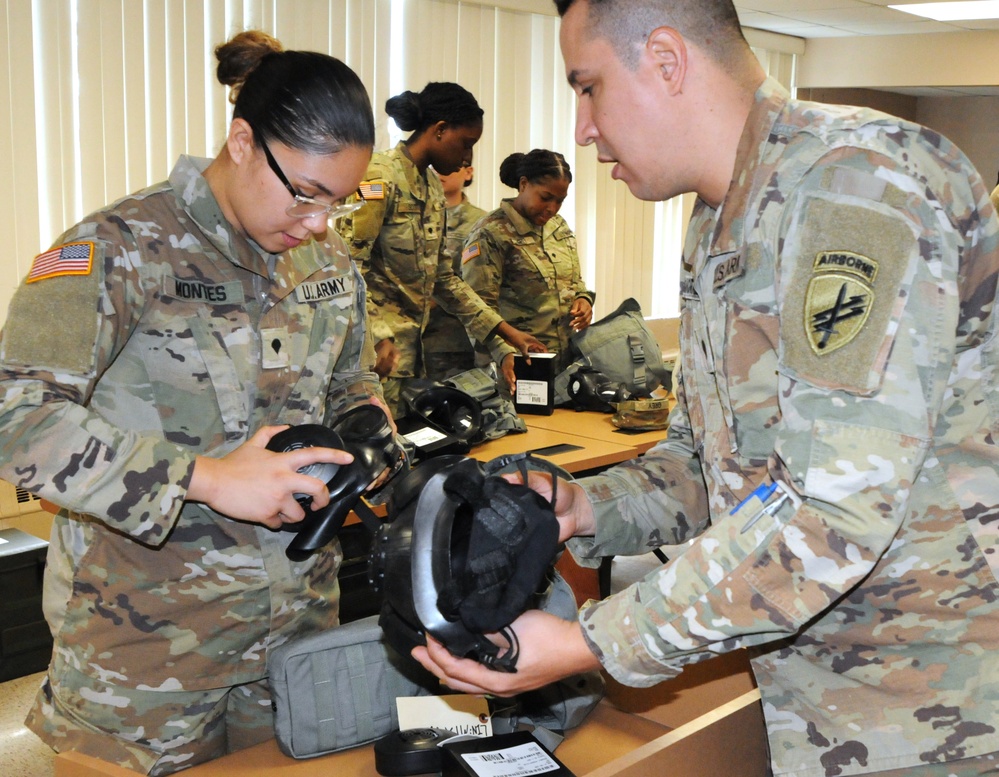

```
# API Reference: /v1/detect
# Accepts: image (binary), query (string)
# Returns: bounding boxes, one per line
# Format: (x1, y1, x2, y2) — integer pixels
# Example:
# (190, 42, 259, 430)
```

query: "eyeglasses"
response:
(259, 139, 365, 221)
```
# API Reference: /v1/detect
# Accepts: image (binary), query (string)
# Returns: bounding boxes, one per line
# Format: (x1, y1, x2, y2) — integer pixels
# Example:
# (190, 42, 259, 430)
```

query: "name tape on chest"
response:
(805, 251, 878, 355)
(711, 253, 744, 290)
(27, 241, 95, 283)
(166, 276, 243, 304)
(295, 275, 353, 304)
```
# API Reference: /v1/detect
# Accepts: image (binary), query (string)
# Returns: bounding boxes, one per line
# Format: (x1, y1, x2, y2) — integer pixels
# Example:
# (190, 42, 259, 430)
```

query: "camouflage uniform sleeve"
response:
(567, 242, 595, 305)
(461, 226, 515, 363)
(569, 369, 709, 568)
(433, 229, 504, 347)
(337, 173, 395, 345)
(573, 147, 970, 686)
(0, 223, 196, 543)
(324, 250, 385, 417)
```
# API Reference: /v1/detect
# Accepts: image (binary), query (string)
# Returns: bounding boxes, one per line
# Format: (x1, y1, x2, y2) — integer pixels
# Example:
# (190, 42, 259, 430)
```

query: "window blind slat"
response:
(2, 0, 794, 330)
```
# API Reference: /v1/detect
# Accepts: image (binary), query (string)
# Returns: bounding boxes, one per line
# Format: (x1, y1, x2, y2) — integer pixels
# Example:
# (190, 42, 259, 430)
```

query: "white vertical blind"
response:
(0, 0, 794, 326)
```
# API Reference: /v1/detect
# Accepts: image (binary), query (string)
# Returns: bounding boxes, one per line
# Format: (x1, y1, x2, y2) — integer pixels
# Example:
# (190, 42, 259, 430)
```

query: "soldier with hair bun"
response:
(0, 30, 385, 774)
(338, 83, 545, 416)
(462, 148, 594, 392)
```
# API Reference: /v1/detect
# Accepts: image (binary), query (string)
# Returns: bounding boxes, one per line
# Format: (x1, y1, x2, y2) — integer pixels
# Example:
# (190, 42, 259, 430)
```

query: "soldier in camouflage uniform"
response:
(462, 149, 594, 391)
(0, 33, 383, 774)
(413, 2, 999, 776)
(421, 163, 486, 380)
(337, 83, 544, 417)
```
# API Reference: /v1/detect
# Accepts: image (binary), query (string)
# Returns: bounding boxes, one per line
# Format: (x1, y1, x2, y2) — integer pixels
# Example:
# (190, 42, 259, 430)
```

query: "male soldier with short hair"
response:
(413, 2, 999, 775)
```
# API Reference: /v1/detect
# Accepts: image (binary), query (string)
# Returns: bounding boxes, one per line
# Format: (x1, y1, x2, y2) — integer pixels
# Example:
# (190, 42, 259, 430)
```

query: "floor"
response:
(0, 671, 54, 777)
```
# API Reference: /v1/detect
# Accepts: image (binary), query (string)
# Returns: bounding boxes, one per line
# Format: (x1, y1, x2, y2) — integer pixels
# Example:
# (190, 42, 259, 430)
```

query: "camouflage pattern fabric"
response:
(337, 143, 503, 394)
(0, 155, 382, 772)
(567, 79, 999, 777)
(423, 194, 486, 380)
(462, 200, 594, 374)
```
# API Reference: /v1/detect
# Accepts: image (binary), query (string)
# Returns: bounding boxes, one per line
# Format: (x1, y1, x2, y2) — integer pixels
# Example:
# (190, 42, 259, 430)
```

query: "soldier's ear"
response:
(646, 26, 687, 96)
(227, 118, 256, 166)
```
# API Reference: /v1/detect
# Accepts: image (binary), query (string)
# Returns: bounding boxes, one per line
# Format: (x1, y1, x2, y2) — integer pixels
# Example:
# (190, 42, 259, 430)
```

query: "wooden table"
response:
(467, 423, 639, 473)
(523, 408, 668, 456)
(54, 680, 767, 777)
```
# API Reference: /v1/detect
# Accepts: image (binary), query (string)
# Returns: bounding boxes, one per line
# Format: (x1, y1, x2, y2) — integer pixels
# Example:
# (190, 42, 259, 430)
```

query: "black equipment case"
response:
(0, 527, 52, 681)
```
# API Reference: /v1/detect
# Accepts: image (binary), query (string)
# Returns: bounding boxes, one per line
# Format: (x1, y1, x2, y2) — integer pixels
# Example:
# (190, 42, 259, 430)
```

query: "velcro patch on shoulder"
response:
(461, 242, 481, 264)
(26, 241, 95, 283)
(781, 197, 914, 394)
(347, 189, 388, 244)
(2, 242, 104, 374)
(358, 180, 385, 200)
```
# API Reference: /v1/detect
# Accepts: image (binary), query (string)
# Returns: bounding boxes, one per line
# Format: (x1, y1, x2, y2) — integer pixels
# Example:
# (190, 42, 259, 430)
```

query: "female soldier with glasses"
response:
(0, 30, 386, 774)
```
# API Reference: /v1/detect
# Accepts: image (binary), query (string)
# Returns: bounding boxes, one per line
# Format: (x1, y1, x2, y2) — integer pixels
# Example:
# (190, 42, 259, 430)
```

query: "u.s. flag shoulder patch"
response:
(461, 242, 481, 264)
(358, 181, 385, 200)
(26, 241, 95, 283)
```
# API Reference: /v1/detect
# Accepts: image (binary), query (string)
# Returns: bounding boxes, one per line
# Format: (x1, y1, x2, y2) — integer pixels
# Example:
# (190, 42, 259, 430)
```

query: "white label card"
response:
(401, 425, 449, 447)
(460, 742, 561, 777)
(516, 380, 548, 406)
(396, 695, 493, 738)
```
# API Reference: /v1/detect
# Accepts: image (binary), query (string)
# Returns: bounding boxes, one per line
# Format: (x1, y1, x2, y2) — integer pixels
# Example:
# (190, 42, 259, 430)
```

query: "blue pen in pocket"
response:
(731, 481, 791, 534)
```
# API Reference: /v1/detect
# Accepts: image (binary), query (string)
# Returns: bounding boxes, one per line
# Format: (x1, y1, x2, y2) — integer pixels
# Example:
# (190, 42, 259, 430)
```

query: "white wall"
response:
(797, 30, 999, 90)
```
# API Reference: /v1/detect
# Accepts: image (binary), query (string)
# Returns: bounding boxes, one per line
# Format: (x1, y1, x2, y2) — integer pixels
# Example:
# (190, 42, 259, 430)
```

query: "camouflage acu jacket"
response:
(462, 200, 594, 371)
(570, 79, 999, 776)
(337, 143, 502, 378)
(0, 156, 381, 690)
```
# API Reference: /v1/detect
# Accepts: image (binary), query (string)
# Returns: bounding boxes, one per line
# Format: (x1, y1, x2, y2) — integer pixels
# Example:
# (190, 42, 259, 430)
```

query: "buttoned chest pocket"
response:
(384, 199, 443, 282)
(706, 254, 782, 464)
(131, 297, 253, 448)
(514, 236, 557, 289)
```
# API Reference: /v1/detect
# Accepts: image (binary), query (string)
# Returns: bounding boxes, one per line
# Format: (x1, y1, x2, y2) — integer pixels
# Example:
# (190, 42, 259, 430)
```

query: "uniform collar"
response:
(388, 141, 431, 204)
(701, 77, 790, 263)
(500, 198, 543, 238)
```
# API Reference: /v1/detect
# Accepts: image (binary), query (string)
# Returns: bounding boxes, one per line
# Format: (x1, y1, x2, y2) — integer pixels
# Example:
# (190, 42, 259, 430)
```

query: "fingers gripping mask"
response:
(266, 405, 404, 561)
(368, 453, 565, 672)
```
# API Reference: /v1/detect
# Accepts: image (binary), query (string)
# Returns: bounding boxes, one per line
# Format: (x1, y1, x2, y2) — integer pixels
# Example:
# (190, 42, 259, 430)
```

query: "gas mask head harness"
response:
(265, 404, 406, 561)
(368, 452, 565, 672)
(567, 366, 633, 413)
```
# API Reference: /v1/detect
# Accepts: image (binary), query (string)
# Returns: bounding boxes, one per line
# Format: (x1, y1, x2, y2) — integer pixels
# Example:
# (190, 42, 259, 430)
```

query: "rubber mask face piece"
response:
(369, 453, 565, 671)
(266, 405, 403, 561)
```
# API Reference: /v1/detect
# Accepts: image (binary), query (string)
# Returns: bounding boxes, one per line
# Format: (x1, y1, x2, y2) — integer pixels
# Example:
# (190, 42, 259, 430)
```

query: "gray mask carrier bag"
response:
(267, 571, 604, 759)
(554, 297, 671, 405)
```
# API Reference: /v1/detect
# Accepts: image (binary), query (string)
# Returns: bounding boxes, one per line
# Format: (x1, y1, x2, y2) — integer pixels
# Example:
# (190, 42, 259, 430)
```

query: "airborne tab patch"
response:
(27, 241, 95, 283)
(805, 251, 878, 355)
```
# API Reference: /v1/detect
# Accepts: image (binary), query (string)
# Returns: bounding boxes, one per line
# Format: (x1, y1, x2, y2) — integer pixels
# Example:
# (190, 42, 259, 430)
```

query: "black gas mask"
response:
(265, 404, 404, 561)
(567, 366, 632, 412)
(368, 453, 566, 672)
